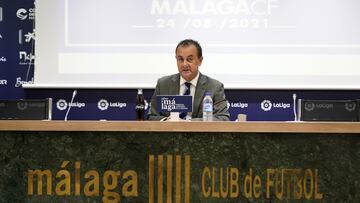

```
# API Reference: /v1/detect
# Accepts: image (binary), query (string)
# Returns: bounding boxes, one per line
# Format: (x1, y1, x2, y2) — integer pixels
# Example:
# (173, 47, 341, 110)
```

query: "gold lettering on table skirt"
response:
(167, 155, 173, 203)
(158, 155, 164, 203)
(149, 155, 191, 203)
(176, 155, 181, 203)
(149, 155, 155, 203)
(184, 155, 190, 203)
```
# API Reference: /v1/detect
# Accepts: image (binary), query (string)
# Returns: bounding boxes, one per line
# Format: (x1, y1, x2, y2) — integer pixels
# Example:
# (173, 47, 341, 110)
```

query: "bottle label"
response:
(203, 103, 212, 112)
(136, 104, 145, 110)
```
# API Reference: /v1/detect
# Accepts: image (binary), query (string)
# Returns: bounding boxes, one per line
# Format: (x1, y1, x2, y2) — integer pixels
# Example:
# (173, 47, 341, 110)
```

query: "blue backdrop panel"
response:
(0, 0, 35, 99)
(24, 89, 360, 121)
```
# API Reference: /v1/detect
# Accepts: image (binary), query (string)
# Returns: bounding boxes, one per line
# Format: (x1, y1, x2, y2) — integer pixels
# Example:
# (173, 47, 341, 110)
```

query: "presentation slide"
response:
(33, 0, 360, 89)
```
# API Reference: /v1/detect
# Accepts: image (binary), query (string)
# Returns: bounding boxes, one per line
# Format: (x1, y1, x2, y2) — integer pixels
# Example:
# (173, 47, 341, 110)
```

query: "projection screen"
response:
(30, 0, 360, 89)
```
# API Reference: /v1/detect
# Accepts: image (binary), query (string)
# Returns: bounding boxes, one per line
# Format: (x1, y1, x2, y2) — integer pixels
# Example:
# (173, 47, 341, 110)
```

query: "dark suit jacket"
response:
(148, 73, 230, 121)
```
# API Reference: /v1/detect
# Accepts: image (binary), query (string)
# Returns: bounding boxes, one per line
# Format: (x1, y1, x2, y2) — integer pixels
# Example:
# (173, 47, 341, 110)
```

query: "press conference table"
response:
(0, 120, 360, 133)
(1, 120, 360, 202)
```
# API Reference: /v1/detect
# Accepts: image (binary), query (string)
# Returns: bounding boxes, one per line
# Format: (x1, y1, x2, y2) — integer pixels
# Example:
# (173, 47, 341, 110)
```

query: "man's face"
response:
(176, 44, 203, 82)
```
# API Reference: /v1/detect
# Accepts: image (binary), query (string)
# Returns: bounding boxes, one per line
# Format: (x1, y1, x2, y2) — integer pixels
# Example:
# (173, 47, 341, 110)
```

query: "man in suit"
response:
(148, 39, 230, 121)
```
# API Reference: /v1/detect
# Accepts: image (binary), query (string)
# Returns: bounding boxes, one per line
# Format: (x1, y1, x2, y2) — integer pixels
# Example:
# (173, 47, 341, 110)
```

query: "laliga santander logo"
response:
(345, 102, 356, 112)
(97, 99, 129, 111)
(17, 101, 28, 110)
(56, 99, 85, 110)
(261, 100, 272, 111)
(56, 99, 68, 111)
(98, 99, 109, 111)
(261, 100, 291, 111)
(304, 102, 315, 112)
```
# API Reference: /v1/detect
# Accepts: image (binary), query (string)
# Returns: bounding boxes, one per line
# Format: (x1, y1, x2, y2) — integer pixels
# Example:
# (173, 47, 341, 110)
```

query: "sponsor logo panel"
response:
(230, 102, 249, 109)
(15, 77, 33, 88)
(261, 100, 272, 111)
(97, 99, 128, 111)
(304, 102, 315, 112)
(261, 99, 291, 111)
(16, 8, 35, 20)
(345, 102, 356, 112)
(56, 99, 86, 111)
(19, 51, 35, 65)
(19, 29, 36, 44)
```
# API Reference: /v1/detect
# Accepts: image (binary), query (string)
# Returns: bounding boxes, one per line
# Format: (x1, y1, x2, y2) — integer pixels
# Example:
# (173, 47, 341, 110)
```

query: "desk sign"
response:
(157, 95, 192, 112)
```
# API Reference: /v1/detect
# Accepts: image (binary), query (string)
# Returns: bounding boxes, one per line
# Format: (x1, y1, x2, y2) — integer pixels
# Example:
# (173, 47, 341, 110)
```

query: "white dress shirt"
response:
(179, 72, 200, 119)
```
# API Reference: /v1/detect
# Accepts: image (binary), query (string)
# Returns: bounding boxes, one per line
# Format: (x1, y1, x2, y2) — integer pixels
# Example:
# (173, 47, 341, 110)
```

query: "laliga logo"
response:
(304, 102, 315, 111)
(97, 99, 128, 110)
(261, 100, 291, 111)
(56, 99, 68, 111)
(98, 99, 109, 111)
(345, 102, 356, 112)
(56, 99, 85, 110)
(16, 8, 28, 20)
(17, 101, 28, 110)
(230, 102, 249, 108)
(261, 100, 272, 111)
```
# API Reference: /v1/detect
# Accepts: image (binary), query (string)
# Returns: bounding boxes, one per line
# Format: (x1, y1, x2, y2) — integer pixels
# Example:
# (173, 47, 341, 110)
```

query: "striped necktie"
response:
(179, 82, 191, 119)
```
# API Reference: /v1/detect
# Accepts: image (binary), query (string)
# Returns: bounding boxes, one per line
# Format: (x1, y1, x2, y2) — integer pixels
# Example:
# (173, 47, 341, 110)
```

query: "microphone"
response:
(292, 93, 297, 121)
(64, 89, 77, 121)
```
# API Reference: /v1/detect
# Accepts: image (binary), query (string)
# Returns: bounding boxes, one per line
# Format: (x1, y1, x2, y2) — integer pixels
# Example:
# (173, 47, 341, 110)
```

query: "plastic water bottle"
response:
(202, 91, 213, 121)
(135, 89, 145, 120)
